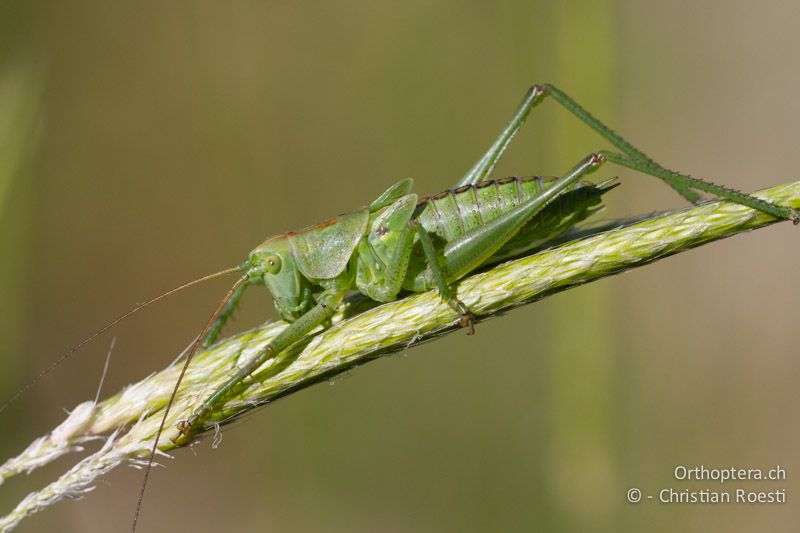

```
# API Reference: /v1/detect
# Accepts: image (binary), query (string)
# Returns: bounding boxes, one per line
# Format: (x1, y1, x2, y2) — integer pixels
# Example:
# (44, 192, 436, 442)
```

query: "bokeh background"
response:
(1, 1, 798, 532)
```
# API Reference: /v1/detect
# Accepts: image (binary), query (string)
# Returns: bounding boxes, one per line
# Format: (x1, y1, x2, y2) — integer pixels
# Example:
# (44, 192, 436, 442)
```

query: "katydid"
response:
(131, 83, 797, 529)
(169, 82, 799, 436)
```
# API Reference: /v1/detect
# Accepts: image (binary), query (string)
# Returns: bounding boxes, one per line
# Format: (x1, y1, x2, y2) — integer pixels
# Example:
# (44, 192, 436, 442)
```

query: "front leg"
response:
(202, 280, 250, 348)
(175, 287, 345, 439)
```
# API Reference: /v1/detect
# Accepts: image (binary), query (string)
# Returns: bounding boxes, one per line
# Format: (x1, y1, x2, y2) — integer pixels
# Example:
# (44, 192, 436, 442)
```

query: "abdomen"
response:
(416, 176, 612, 258)
(401, 176, 614, 293)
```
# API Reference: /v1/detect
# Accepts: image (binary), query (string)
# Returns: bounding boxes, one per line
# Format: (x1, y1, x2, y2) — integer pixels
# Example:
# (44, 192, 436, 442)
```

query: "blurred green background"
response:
(1, 1, 798, 532)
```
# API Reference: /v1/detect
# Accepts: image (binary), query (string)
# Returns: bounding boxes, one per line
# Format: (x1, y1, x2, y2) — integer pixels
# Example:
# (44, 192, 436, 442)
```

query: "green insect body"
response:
(249, 175, 612, 322)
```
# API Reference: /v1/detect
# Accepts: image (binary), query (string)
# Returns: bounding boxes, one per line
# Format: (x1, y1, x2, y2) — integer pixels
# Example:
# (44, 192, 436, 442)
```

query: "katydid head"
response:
(248, 235, 314, 322)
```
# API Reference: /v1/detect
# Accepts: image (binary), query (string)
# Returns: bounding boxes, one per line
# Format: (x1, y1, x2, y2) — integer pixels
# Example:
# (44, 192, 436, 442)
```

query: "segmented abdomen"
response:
(416, 176, 609, 246)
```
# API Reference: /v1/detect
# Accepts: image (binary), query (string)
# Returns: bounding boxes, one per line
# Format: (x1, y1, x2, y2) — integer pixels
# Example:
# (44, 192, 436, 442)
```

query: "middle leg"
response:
(423, 152, 607, 332)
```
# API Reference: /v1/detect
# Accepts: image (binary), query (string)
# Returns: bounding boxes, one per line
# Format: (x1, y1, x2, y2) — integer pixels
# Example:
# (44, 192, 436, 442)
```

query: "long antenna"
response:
(131, 274, 248, 533)
(0, 266, 241, 415)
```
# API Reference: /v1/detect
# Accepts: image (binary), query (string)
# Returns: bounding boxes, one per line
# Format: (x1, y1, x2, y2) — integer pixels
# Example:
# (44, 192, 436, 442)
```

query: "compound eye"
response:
(265, 254, 282, 275)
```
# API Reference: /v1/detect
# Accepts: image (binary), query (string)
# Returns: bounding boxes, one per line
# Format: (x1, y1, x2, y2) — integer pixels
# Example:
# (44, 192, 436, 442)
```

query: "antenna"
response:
(0, 266, 241, 415)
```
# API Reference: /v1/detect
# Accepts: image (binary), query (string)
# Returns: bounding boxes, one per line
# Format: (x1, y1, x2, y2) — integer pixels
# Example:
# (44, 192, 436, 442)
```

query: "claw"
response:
(448, 297, 476, 335)
(459, 312, 476, 335)
(173, 417, 196, 443)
